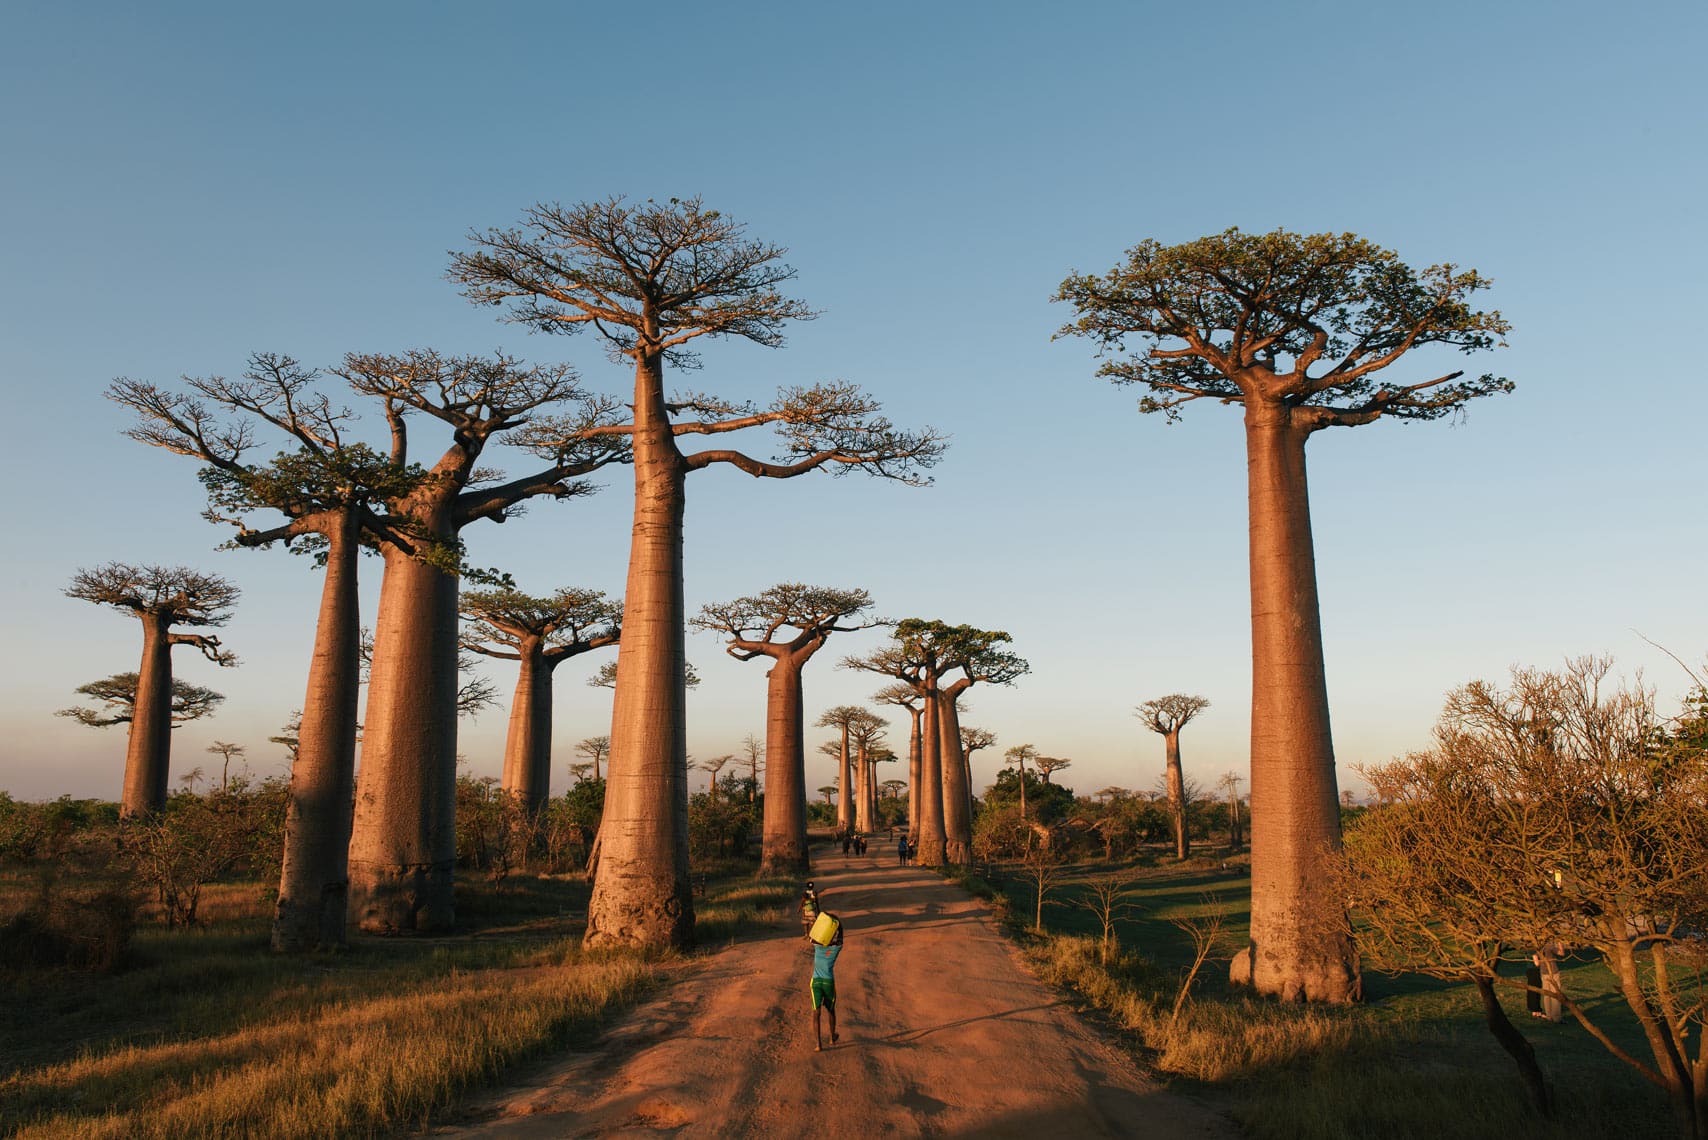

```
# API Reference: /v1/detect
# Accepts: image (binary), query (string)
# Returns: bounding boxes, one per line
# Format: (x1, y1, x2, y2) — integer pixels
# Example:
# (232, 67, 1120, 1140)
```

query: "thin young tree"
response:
(453, 196, 945, 949)
(58, 674, 224, 729)
(1005, 743, 1039, 822)
(697, 755, 732, 801)
(576, 735, 612, 780)
(460, 587, 621, 815)
(1057, 228, 1510, 1002)
(206, 741, 246, 791)
(1138, 694, 1211, 860)
(65, 564, 238, 818)
(873, 683, 925, 837)
(1218, 771, 1246, 848)
(691, 584, 880, 874)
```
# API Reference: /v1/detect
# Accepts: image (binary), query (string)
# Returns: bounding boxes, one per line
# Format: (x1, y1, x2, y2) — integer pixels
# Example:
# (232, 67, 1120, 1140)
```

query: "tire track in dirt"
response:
(436, 842, 1237, 1138)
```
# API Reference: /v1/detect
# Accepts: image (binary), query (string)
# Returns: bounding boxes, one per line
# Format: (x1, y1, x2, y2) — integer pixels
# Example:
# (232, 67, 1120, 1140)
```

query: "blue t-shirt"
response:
(812, 942, 842, 980)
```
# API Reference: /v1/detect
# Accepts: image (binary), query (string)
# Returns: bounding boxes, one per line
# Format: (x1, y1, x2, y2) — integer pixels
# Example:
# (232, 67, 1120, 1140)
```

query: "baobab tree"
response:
(206, 741, 247, 791)
(1004, 743, 1039, 822)
(460, 587, 621, 815)
(928, 622, 1028, 864)
(1219, 771, 1246, 848)
(1035, 756, 1072, 783)
(453, 196, 945, 949)
(1138, 694, 1211, 860)
(739, 734, 764, 804)
(698, 755, 733, 801)
(816, 705, 872, 836)
(817, 785, 838, 808)
(873, 683, 924, 836)
(65, 564, 238, 818)
(691, 584, 880, 873)
(58, 674, 224, 730)
(576, 736, 612, 780)
(848, 711, 888, 832)
(1057, 228, 1510, 1003)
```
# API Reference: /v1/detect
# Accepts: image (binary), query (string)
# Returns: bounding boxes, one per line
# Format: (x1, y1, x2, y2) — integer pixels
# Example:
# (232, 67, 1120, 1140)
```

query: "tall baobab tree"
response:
(848, 710, 888, 833)
(1138, 694, 1211, 860)
(453, 196, 944, 950)
(1219, 771, 1245, 848)
(739, 734, 764, 804)
(576, 735, 612, 781)
(65, 564, 238, 818)
(922, 621, 1028, 865)
(960, 725, 996, 798)
(873, 683, 924, 837)
(1057, 228, 1510, 1003)
(58, 674, 223, 731)
(1005, 743, 1039, 821)
(692, 584, 880, 874)
(460, 587, 621, 815)
(847, 641, 942, 862)
(816, 705, 869, 836)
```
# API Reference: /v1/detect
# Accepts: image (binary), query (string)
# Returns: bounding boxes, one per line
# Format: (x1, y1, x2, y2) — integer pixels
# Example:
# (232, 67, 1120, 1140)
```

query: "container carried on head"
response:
(808, 910, 841, 947)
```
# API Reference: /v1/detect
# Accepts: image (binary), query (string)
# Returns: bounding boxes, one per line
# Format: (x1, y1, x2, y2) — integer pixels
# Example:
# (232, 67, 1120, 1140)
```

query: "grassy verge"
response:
(1, 862, 792, 1138)
(960, 859, 1671, 1140)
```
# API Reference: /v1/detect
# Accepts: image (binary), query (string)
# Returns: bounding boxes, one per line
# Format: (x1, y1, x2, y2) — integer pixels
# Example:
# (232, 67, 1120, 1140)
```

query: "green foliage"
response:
(982, 768, 1075, 821)
(687, 793, 758, 862)
(119, 781, 286, 926)
(0, 795, 120, 864)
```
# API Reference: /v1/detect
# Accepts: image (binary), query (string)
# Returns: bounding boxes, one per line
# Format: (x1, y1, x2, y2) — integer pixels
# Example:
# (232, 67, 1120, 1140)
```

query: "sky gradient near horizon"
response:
(2, 1, 1705, 805)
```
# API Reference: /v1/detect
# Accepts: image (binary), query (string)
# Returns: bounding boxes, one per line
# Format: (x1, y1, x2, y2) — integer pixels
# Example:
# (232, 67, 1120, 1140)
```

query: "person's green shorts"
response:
(810, 978, 836, 1009)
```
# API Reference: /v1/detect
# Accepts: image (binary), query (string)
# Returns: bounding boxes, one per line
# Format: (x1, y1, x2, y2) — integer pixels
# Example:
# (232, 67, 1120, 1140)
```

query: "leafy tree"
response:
(1034, 756, 1072, 783)
(453, 196, 945, 950)
(1057, 228, 1511, 1003)
(697, 755, 733, 802)
(65, 564, 238, 818)
(460, 587, 620, 814)
(1138, 694, 1211, 860)
(58, 674, 224, 730)
(692, 584, 879, 873)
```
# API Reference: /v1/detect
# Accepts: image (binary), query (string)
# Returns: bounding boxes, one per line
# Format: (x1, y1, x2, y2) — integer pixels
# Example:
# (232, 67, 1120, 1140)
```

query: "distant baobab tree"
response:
(206, 741, 246, 791)
(460, 587, 621, 815)
(873, 684, 925, 836)
(65, 564, 238, 818)
(739, 734, 764, 803)
(58, 673, 224, 731)
(1138, 694, 1211, 860)
(881, 778, 906, 800)
(816, 706, 875, 836)
(1004, 743, 1039, 822)
(817, 785, 838, 808)
(1219, 772, 1245, 848)
(576, 735, 612, 781)
(568, 761, 595, 783)
(1057, 228, 1510, 1003)
(848, 711, 888, 832)
(1034, 756, 1071, 784)
(698, 755, 733, 800)
(691, 584, 880, 874)
(452, 196, 945, 950)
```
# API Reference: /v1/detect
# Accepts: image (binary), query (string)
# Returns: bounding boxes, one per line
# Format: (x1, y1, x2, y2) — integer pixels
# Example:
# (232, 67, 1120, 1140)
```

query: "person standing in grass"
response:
(809, 916, 844, 1051)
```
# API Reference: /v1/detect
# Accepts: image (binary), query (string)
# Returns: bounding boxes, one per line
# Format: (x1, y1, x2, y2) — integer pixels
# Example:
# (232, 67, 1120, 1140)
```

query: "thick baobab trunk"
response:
(914, 685, 946, 865)
(835, 729, 854, 835)
(1164, 730, 1189, 860)
(121, 613, 173, 817)
(348, 537, 462, 933)
(586, 354, 694, 950)
(1230, 408, 1358, 1003)
(855, 744, 876, 833)
(273, 514, 361, 952)
(759, 655, 809, 875)
(500, 643, 555, 816)
(939, 694, 972, 865)
(906, 705, 922, 839)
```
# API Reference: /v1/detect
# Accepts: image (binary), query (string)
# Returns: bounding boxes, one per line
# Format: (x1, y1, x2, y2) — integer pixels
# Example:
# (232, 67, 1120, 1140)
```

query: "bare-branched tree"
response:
(461, 587, 621, 815)
(65, 564, 238, 818)
(205, 740, 247, 791)
(739, 734, 764, 804)
(576, 735, 612, 781)
(1138, 694, 1211, 860)
(692, 584, 880, 873)
(452, 196, 945, 950)
(58, 673, 224, 730)
(1057, 228, 1511, 1003)
(1218, 771, 1245, 848)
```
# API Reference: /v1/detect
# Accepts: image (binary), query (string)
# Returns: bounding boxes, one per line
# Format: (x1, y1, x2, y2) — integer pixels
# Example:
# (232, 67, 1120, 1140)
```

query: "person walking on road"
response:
(809, 916, 844, 1052)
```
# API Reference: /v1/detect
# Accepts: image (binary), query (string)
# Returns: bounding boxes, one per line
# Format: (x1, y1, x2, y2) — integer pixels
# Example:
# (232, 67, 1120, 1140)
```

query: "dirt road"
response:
(440, 844, 1236, 1138)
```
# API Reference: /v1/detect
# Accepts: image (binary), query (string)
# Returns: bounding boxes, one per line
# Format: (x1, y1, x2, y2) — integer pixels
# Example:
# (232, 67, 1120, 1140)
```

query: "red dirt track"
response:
(439, 843, 1236, 1138)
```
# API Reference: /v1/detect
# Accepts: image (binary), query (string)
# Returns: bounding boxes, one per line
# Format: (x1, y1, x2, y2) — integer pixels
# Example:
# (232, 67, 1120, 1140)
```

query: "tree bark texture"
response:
(500, 640, 555, 816)
(273, 514, 361, 952)
(914, 683, 946, 865)
(938, 693, 972, 865)
(586, 353, 694, 950)
(348, 539, 461, 933)
(1229, 407, 1359, 1002)
(121, 613, 173, 817)
(759, 656, 809, 875)
(1164, 730, 1189, 861)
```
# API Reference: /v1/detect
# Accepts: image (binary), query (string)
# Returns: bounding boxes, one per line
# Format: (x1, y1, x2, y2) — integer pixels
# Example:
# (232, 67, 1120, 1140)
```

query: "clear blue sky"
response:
(3, 0, 1704, 803)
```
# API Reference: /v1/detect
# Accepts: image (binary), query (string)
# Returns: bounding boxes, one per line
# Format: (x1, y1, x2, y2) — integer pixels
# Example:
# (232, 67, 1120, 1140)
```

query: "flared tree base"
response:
(271, 880, 348, 952)
(584, 870, 695, 951)
(1229, 940, 1360, 1004)
(348, 861, 455, 934)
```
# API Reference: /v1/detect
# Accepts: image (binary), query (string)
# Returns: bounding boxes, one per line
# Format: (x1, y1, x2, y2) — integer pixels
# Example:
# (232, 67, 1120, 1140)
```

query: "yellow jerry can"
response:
(808, 910, 840, 946)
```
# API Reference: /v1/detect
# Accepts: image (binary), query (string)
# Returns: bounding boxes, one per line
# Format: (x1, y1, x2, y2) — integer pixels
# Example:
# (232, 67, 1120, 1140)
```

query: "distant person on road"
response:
(897, 837, 909, 864)
(808, 914, 844, 1052)
(799, 881, 821, 934)
(842, 834, 852, 855)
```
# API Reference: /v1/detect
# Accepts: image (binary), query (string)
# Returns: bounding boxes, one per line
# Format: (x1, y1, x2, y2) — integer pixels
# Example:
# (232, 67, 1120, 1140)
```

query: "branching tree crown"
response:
(66, 564, 239, 664)
(1054, 228, 1512, 430)
(460, 588, 622, 663)
(58, 673, 224, 727)
(1139, 694, 1210, 736)
(692, 584, 881, 660)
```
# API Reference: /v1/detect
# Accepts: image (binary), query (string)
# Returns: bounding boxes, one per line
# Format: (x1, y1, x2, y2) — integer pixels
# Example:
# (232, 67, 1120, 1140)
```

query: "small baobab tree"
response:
(1004, 743, 1039, 822)
(816, 705, 870, 836)
(1219, 771, 1246, 848)
(817, 785, 838, 808)
(739, 734, 764, 804)
(926, 621, 1028, 864)
(1138, 694, 1211, 860)
(65, 564, 238, 818)
(575, 735, 612, 781)
(205, 741, 247, 791)
(460, 587, 621, 815)
(881, 778, 906, 800)
(1034, 756, 1071, 783)
(698, 755, 733, 801)
(453, 196, 945, 950)
(1057, 228, 1511, 1002)
(692, 584, 880, 873)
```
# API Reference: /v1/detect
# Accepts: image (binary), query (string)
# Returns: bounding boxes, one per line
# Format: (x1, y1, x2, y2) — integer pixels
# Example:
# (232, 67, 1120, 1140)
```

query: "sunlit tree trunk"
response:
(500, 639, 555, 816)
(760, 655, 809, 875)
(586, 350, 694, 949)
(1230, 406, 1358, 1002)
(121, 612, 173, 817)
(348, 522, 462, 933)
(906, 704, 923, 839)
(939, 692, 972, 864)
(914, 680, 946, 865)
(273, 511, 360, 951)
(1164, 730, 1189, 861)
(835, 725, 854, 834)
